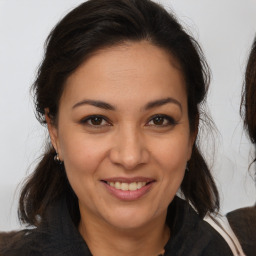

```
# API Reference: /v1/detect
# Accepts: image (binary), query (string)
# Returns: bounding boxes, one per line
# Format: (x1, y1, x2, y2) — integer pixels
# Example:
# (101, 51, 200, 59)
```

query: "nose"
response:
(109, 127, 150, 170)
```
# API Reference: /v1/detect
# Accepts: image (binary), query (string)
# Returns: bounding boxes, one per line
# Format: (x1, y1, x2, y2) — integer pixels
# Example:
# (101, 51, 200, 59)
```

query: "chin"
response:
(102, 206, 160, 230)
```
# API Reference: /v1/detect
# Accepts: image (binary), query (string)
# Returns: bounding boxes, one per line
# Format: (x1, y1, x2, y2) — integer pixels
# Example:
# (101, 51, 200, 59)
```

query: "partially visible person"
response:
(227, 38, 256, 256)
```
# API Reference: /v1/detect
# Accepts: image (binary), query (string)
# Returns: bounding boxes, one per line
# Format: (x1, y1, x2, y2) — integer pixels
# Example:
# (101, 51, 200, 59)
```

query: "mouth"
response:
(100, 177, 155, 200)
(102, 181, 152, 191)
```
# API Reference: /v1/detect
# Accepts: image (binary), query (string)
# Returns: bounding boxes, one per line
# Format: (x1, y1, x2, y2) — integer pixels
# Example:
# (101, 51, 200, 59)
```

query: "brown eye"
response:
(146, 114, 177, 127)
(90, 116, 104, 125)
(152, 116, 165, 125)
(80, 115, 111, 127)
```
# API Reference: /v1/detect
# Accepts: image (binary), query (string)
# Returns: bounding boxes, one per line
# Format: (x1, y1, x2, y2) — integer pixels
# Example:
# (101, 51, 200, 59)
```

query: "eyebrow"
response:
(144, 97, 182, 111)
(72, 100, 115, 110)
(72, 97, 182, 111)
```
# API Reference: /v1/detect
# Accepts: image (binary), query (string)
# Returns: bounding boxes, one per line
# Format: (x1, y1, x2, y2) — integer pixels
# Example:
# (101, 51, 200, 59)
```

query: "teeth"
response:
(121, 183, 129, 191)
(128, 182, 137, 191)
(107, 181, 147, 191)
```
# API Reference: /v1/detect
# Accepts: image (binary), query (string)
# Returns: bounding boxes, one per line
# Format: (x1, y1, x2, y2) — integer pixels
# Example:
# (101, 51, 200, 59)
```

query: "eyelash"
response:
(80, 114, 178, 128)
(146, 114, 178, 127)
(80, 115, 112, 128)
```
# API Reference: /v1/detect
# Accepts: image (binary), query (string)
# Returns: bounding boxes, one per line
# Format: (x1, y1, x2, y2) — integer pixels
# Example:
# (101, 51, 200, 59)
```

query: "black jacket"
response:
(0, 197, 232, 256)
(227, 205, 256, 256)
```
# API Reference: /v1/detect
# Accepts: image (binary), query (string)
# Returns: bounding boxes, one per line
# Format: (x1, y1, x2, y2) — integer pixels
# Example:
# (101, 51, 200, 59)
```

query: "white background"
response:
(0, 0, 255, 231)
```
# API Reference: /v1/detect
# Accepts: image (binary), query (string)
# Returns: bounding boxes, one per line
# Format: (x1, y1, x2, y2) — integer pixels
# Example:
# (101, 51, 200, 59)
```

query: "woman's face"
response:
(48, 41, 195, 230)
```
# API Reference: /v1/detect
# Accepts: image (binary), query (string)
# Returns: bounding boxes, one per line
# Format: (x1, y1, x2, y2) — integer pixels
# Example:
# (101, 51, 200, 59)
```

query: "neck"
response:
(78, 209, 170, 256)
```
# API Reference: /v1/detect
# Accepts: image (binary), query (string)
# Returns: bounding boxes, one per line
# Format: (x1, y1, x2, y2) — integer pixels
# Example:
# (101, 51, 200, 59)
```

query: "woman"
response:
(0, 0, 233, 255)
(227, 38, 256, 256)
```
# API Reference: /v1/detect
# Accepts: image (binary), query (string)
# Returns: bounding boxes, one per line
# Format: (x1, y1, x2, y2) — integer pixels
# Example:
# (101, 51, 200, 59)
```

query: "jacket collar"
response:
(39, 197, 92, 256)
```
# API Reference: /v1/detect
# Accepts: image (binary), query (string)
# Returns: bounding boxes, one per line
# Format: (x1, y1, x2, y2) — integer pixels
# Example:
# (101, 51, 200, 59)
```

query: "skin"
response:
(46, 41, 195, 256)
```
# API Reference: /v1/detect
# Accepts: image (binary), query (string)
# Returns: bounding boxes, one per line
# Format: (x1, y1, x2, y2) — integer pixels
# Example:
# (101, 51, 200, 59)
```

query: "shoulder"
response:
(188, 215, 233, 256)
(227, 206, 256, 239)
(198, 227, 234, 256)
(227, 205, 256, 225)
(165, 197, 233, 256)
(0, 230, 42, 256)
(227, 206, 256, 256)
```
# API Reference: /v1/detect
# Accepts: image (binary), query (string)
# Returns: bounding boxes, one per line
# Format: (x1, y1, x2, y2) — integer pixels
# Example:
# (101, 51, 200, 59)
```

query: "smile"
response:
(101, 178, 155, 201)
(107, 181, 147, 191)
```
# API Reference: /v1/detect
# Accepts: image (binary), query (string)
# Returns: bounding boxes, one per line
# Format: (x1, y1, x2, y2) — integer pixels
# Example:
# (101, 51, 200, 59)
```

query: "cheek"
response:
(59, 135, 109, 205)
(59, 133, 107, 177)
(159, 145, 187, 188)
(152, 135, 191, 171)
(151, 133, 191, 195)
(147, 137, 189, 215)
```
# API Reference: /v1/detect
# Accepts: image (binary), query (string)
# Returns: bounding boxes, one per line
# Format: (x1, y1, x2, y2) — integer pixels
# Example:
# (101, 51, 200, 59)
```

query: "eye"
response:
(146, 114, 177, 127)
(80, 115, 111, 127)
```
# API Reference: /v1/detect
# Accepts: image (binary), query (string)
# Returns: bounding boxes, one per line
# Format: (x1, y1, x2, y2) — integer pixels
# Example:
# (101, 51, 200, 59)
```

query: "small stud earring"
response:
(54, 153, 63, 164)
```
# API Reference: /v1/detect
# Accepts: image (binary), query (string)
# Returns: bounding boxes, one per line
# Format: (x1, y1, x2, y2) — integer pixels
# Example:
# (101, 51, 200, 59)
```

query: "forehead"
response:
(61, 41, 186, 108)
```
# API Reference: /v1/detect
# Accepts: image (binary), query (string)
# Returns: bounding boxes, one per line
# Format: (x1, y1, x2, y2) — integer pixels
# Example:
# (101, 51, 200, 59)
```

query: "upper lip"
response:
(101, 177, 155, 183)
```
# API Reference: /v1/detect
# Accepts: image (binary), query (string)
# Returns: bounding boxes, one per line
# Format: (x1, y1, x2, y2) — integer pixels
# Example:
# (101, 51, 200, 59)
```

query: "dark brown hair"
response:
(241, 38, 256, 146)
(19, 0, 219, 227)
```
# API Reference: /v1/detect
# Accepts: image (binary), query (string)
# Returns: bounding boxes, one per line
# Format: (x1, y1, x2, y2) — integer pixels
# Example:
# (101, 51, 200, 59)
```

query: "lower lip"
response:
(102, 182, 154, 201)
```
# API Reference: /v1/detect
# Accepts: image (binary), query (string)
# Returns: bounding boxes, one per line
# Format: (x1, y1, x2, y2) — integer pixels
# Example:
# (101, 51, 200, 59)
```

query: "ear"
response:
(45, 108, 59, 154)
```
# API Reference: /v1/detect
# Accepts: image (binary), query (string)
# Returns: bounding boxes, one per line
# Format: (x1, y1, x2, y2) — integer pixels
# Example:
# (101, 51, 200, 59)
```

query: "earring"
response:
(185, 165, 189, 172)
(54, 153, 63, 164)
